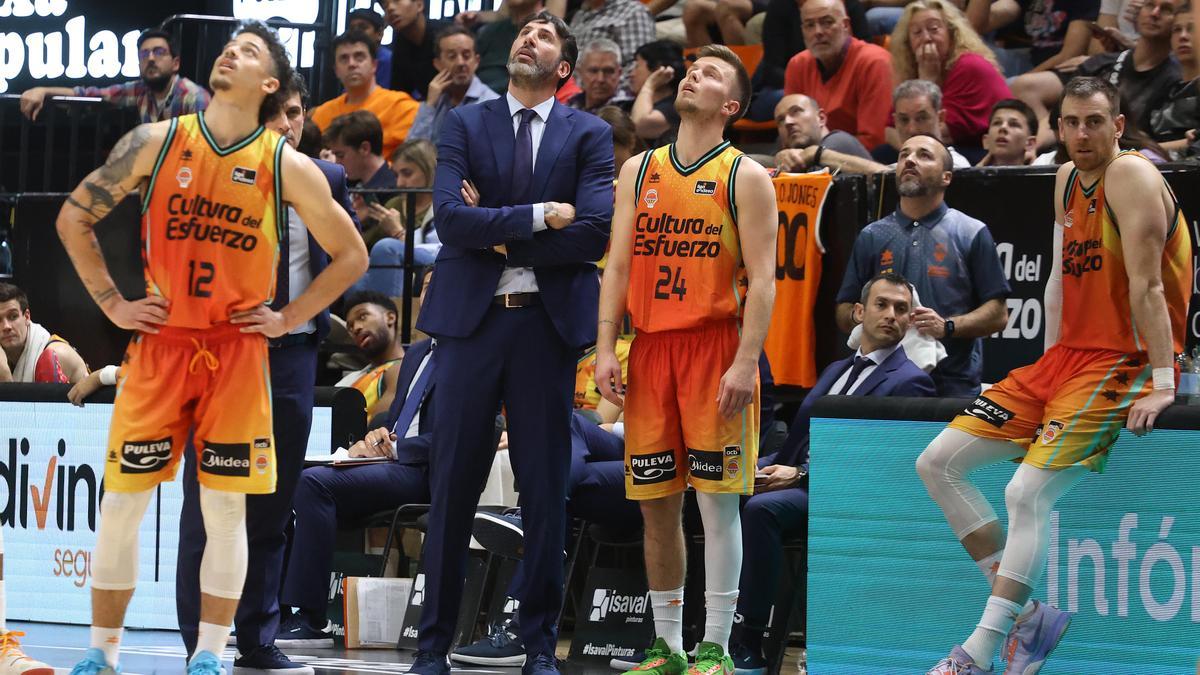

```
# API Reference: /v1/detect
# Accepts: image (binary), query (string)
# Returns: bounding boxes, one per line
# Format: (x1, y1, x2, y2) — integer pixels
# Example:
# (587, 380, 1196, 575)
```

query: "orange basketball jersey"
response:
(1059, 151, 1192, 354)
(142, 112, 286, 329)
(628, 142, 747, 333)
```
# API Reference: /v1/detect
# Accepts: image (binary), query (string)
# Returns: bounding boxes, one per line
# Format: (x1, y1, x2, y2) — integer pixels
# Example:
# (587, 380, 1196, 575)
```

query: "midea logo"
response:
(0, 0, 142, 93)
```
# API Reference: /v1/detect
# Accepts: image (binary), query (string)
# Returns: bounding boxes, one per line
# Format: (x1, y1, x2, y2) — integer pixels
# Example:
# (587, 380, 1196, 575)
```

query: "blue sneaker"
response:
(1002, 600, 1072, 675)
(523, 653, 560, 675)
(408, 651, 450, 675)
(472, 511, 524, 559)
(70, 648, 120, 674)
(926, 646, 993, 674)
(451, 617, 525, 666)
(729, 642, 766, 675)
(233, 644, 314, 674)
(188, 650, 225, 674)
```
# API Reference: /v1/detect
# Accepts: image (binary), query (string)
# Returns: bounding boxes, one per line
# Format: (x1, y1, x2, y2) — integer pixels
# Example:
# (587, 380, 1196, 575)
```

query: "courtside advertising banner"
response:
(808, 417, 1199, 673)
(0, 401, 332, 629)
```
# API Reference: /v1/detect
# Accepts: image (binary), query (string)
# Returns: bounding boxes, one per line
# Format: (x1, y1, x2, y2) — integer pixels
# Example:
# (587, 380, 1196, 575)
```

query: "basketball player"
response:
(596, 44, 777, 675)
(55, 24, 367, 675)
(919, 76, 1191, 674)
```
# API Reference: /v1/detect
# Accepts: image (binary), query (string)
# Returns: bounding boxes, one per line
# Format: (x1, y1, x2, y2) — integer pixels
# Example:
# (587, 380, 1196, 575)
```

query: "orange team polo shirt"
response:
(783, 38, 893, 149)
(310, 86, 419, 159)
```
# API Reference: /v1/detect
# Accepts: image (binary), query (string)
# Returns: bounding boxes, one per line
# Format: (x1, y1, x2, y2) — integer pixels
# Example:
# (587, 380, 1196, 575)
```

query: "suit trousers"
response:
(281, 459, 431, 611)
(418, 304, 574, 658)
(735, 486, 809, 629)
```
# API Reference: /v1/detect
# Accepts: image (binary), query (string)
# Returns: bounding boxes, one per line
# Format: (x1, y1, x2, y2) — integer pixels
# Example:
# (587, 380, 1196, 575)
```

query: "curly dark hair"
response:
(234, 21, 294, 124)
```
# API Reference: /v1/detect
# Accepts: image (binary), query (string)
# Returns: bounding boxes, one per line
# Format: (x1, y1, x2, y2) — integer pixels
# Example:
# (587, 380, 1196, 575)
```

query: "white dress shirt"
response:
(401, 347, 434, 439)
(828, 342, 900, 395)
(496, 92, 557, 296)
(285, 206, 316, 335)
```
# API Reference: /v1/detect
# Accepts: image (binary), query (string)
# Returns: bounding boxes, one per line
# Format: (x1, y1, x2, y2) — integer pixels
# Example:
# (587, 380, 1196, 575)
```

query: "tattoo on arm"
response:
(66, 125, 152, 221)
(91, 288, 118, 305)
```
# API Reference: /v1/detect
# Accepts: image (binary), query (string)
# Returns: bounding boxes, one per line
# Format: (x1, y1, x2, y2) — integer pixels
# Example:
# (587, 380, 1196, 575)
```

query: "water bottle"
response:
(1171, 353, 1190, 398)
(1189, 347, 1200, 405)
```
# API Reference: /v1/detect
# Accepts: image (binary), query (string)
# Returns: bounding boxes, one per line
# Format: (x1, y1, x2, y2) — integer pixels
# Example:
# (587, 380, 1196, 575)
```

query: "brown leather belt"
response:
(492, 292, 541, 308)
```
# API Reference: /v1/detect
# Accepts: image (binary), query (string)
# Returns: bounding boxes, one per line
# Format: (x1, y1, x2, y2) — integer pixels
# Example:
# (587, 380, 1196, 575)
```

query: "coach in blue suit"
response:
(175, 77, 359, 674)
(411, 11, 613, 675)
(730, 272, 936, 669)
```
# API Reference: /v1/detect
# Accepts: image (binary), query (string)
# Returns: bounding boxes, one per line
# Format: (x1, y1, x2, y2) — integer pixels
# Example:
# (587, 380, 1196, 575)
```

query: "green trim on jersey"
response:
(668, 140, 731, 177)
(142, 117, 179, 215)
(197, 110, 265, 157)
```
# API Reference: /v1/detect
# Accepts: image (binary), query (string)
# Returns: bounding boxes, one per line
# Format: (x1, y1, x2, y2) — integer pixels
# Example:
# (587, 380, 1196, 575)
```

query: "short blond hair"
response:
(696, 44, 752, 124)
(890, 0, 1000, 82)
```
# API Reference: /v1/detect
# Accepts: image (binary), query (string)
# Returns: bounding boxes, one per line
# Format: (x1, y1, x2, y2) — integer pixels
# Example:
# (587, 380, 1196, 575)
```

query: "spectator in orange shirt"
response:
(310, 30, 419, 159)
(784, 0, 893, 149)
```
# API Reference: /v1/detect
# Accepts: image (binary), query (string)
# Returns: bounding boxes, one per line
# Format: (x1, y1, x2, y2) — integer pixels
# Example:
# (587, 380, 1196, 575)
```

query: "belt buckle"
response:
(504, 293, 518, 308)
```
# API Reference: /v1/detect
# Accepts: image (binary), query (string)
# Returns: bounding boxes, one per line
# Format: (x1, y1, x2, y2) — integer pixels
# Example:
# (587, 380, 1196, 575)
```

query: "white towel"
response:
(847, 288, 947, 373)
(11, 321, 52, 383)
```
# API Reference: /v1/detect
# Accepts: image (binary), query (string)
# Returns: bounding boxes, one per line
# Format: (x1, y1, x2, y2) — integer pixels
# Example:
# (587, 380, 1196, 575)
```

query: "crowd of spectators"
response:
(7, 0, 1200, 671)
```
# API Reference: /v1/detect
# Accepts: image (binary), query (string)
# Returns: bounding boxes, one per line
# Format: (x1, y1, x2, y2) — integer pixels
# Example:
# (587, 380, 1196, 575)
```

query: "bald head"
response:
(801, 0, 851, 66)
(774, 93, 828, 149)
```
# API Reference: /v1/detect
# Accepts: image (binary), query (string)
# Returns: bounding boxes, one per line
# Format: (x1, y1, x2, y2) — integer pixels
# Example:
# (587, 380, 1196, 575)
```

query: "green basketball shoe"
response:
(624, 638, 687, 675)
(687, 642, 734, 675)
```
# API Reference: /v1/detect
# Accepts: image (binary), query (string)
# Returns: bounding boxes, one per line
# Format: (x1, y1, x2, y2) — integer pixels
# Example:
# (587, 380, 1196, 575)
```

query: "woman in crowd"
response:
(629, 40, 686, 148)
(890, 0, 1011, 151)
(354, 139, 440, 297)
(1150, 2, 1199, 158)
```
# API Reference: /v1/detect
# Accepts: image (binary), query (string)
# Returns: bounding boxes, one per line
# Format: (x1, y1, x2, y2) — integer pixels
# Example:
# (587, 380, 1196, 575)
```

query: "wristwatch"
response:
(944, 319, 956, 337)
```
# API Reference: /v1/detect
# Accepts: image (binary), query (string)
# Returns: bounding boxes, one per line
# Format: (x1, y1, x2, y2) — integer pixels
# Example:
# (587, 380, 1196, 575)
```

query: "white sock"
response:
(90, 626, 123, 667)
(962, 596, 1021, 669)
(703, 590, 739, 653)
(977, 550, 1037, 619)
(976, 550, 1004, 586)
(649, 587, 685, 654)
(194, 621, 231, 660)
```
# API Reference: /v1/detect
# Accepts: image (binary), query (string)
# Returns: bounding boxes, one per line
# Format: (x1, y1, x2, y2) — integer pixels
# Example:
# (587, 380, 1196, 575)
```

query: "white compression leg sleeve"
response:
(916, 429, 1023, 540)
(198, 486, 248, 599)
(91, 489, 155, 590)
(695, 491, 742, 652)
(997, 462, 1088, 587)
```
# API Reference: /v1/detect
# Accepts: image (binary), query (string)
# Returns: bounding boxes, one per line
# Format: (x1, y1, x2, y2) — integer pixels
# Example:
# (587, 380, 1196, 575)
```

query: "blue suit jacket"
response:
(418, 97, 615, 349)
(381, 338, 436, 467)
(291, 157, 359, 341)
(768, 345, 936, 471)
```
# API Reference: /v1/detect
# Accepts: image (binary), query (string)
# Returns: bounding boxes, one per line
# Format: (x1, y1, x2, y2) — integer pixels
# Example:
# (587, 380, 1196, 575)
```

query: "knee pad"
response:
(998, 464, 1087, 587)
(917, 429, 1019, 540)
(92, 489, 154, 591)
(198, 486, 248, 600)
(696, 492, 742, 592)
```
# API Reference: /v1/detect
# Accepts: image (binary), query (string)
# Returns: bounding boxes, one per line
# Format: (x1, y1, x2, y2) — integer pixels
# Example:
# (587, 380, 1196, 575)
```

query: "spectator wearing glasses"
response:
(19, 29, 210, 122)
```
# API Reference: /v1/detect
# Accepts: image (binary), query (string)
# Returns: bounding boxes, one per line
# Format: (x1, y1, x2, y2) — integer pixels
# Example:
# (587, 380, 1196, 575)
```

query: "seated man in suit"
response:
(728, 271, 936, 673)
(277, 336, 437, 647)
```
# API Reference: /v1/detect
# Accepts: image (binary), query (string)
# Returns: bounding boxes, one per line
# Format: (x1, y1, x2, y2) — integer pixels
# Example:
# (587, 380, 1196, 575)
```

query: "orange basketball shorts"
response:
(105, 323, 277, 494)
(948, 344, 1156, 473)
(624, 320, 759, 499)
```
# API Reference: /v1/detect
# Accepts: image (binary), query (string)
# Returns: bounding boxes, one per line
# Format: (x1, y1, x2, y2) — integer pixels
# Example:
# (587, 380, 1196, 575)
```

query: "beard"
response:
(362, 327, 392, 360)
(897, 174, 938, 197)
(507, 58, 554, 87)
(142, 71, 172, 93)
